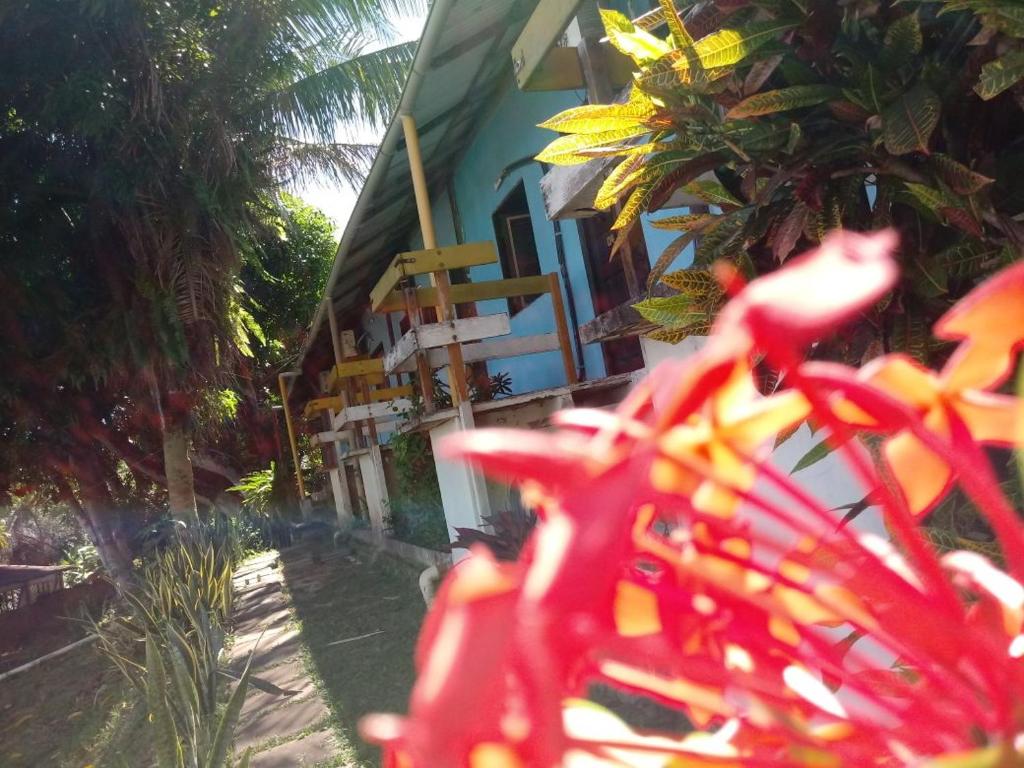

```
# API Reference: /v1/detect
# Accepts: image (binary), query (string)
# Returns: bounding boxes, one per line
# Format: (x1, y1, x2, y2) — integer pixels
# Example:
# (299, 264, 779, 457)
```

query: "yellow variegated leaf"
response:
(607, 28, 671, 64)
(600, 8, 634, 37)
(647, 324, 711, 344)
(595, 156, 647, 211)
(726, 85, 840, 119)
(931, 154, 994, 195)
(635, 294, 707, 328)
(882, 84, 941, 156)
(612, 182, 656, 231)
(538, 102, 657, 135)
(536, 125, 652, 166)
(596, 151, 691, 211)
(687, 21, 798, 71)
(648, 232, 699, 288)
(650, 213, 721, 232)
(681, 179, 742, 207)
(658, 0, 695, 50)
(660, 268, 720, 298)
(975, 50, 1024, 100)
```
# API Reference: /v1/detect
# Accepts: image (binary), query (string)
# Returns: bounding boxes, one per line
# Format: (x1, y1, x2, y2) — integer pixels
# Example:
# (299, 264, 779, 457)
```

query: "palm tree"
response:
(0, 0, 421, 527)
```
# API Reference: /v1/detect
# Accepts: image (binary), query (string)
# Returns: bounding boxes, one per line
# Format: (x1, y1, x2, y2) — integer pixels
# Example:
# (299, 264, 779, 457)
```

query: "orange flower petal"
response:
(955, 391, 1024, 446)
(884, 431, 953, 516)
(724, 389, 813, 450)
(935, 261, 1024, 390)
(860, 355, 939, 411)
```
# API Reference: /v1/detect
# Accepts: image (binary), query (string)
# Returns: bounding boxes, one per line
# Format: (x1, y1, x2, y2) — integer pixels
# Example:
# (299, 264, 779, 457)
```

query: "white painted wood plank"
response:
(332, 399, 412, 430)
(391, 333, 562, 374)
(384, 315, 511, 374)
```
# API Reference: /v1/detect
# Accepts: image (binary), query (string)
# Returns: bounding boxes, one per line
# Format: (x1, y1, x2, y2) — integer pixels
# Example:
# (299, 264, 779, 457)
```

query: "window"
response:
(493, 183, 542, 315)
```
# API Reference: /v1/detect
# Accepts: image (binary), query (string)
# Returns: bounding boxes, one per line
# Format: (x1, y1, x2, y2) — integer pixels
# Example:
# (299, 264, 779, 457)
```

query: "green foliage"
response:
(241, 194, 340, 365)
(229, 466, 277, 519)
(62, 543, 103, 586)
(388, 433, 449, 551)
(539, 0, 1024, 360)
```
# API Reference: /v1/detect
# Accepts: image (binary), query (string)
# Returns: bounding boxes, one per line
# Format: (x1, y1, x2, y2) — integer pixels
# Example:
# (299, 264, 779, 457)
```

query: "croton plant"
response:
(361, 231, 1024, 766)
(538, 0, 1024, 359)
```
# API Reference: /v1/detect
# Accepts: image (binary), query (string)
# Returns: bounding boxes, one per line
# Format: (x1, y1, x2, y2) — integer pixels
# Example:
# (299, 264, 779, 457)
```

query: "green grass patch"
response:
(281, 548, 425, 767)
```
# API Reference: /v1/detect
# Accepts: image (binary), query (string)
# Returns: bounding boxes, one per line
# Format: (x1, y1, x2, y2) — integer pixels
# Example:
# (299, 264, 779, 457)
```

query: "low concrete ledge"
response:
(352, 529, 451, 569)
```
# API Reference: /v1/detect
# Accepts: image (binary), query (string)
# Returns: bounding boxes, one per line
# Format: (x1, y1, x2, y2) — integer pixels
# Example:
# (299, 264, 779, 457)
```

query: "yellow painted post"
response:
(548, 272, 579, 386)
(277, 373, 307, 500)
(401, 114, 470, 406)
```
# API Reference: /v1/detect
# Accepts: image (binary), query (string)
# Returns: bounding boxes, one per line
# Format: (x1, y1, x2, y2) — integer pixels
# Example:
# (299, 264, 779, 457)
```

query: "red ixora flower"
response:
(362, 231, 1024, 767)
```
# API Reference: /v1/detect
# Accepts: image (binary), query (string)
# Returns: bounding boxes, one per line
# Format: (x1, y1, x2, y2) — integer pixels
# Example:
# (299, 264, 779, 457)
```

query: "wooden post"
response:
(402, 114, 470, 406)
(548, 272, 579, 385)
(277, 373, 306, 500)
(403, 282, 436, 412)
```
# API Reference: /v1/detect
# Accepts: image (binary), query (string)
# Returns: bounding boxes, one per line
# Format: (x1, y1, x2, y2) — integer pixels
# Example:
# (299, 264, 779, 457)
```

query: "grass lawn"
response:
(282, 546, 426, 767)
(0, 640, 145, 768)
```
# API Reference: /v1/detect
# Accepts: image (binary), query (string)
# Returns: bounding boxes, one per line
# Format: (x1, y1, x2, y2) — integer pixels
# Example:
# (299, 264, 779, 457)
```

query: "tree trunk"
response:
(162, 402, 198, 522)
(63, 462, 134, 590)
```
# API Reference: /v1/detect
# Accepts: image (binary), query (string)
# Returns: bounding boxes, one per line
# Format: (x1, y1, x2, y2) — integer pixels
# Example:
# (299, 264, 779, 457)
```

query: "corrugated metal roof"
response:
(296, 0, 540, 372)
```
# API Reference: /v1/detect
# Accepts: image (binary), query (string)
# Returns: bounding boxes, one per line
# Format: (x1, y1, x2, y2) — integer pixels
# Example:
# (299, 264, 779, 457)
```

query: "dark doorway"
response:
(577, 212, 649, 375)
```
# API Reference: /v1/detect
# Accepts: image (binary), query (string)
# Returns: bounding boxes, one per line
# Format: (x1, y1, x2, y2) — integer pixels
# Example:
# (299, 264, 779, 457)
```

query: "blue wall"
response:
(401, 79, 695, 396)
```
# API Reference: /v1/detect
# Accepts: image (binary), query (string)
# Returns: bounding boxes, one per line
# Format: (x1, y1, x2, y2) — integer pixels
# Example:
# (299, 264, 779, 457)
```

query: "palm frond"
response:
(276, 138, 377, 189)
(267, 41, 416, 135)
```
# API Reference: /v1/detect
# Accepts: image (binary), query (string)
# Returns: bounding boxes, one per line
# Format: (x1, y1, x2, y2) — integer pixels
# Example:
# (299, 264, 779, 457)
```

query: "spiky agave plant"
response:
(360, 231, 1024, 767)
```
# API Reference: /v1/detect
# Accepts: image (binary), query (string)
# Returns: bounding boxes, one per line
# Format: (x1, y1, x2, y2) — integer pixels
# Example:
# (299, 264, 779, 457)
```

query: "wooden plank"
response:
(383, 315, 512, 375)
(548, 272, 579, 385)
(511, 0, 584, 91)
(325, 359, 385, 392)
(369, 242, 499, 311)
(375, 275, 551, 314)
(524, 46, 584, 90)
(333, 400, 413, 430)
(303, 396, 344, 419)
(391, 334, 562, 374)
(356, 385, 414, 404)
(519, 44, 634, 92)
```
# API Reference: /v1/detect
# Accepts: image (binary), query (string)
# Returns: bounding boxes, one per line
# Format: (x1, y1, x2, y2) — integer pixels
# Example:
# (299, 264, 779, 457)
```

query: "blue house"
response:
(285, 0, 741, 557)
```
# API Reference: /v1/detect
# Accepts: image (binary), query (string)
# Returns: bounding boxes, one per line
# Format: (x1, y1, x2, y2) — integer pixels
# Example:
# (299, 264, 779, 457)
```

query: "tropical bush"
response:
(361, 231, 1024, 766)
(539, 0, 1024, 357)
(388, 433, 450, 551)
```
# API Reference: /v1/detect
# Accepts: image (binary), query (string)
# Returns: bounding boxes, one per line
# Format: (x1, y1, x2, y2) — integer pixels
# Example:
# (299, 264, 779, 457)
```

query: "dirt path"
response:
(231, 550, 339, 767)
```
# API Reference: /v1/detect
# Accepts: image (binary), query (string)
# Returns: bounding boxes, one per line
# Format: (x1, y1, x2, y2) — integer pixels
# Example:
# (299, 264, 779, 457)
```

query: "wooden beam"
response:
(384, 315, 512, 375)
(375, 275, 552, 313)
(325, 358, 385, 392)
(391, 334, 563, 374)
(518, 44, 634, 92)
(369, 242, 499, 311)
(362, 385, 414, 403)
(548, 272, 579, 385)
(303, 396, 344, 419)
(511, 0, 584, 91)
(333, 400, 413, 430)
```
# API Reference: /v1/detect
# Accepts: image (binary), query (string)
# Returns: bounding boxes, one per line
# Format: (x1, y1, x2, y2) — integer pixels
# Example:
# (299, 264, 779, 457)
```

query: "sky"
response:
(296, 13, 427, 235)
